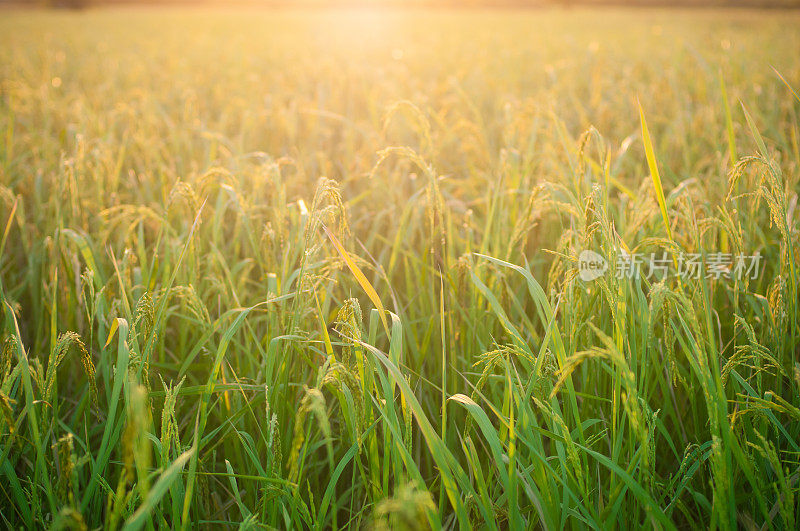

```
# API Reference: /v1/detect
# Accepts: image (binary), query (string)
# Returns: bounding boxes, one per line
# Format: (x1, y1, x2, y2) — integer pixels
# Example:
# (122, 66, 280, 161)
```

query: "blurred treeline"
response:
(5, 0, 800, 9)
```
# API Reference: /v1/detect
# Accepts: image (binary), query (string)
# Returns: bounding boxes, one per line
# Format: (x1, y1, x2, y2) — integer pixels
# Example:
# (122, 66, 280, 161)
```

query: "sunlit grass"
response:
(1, 7, 799, 529)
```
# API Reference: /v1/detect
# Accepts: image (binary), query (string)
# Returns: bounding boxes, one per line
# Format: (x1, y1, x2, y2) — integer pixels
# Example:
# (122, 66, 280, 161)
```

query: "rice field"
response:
(1, 6, 799, 529)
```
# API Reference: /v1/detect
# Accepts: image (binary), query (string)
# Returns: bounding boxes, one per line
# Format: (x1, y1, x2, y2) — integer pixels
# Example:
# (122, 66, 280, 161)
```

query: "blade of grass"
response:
(123, 448, 194, 531)
(638, 101, 673, 241)
(323, 224, 390, 336)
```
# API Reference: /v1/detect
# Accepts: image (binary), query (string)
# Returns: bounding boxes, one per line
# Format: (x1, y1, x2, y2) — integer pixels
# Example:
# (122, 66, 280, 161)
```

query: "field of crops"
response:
(1, 7, 799, 529)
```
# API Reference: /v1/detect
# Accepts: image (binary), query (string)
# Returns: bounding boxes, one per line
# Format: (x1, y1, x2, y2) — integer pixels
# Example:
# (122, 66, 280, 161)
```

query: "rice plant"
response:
(1, 7, 799, 529)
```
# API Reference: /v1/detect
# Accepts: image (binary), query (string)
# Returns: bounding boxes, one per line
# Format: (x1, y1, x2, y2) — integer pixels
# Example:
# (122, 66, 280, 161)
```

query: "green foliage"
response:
(1, 7, 799, 529)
